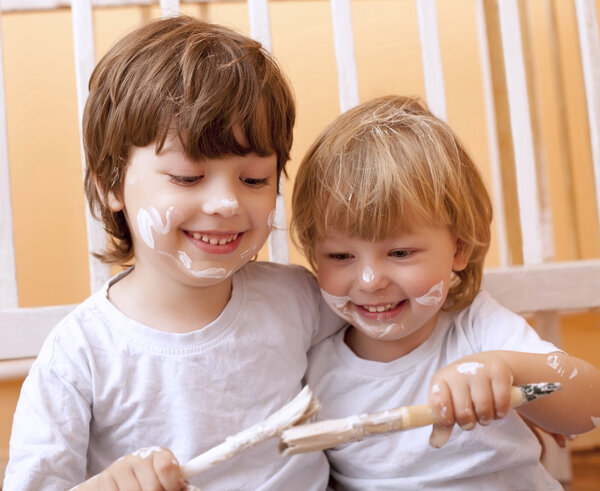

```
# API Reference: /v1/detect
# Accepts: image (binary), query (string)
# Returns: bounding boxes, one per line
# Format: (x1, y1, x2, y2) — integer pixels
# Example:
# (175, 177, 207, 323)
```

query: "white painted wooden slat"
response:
(160, 0, 180, 17)
(1, 0, 228, 12)
(483, 259, 600, 314)
(248, 0, 272, 52)
(0, 358, 34, 382)
(0, 305, 76, 360)
(574, 0, 600, 226)
(519, 0, 555, 262)
(330, 0, 359, 113)
(497, 0, 545, 265)
(247, 0, 289, 264)
(475, 0, 509, 267)
(71, 0, 111, 293)
(0, 13, 19, 309)
(415, 0, 446, 121)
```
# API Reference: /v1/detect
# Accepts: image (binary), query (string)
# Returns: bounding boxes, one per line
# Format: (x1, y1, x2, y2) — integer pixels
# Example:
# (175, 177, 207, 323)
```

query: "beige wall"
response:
(1, 0, 599, 464)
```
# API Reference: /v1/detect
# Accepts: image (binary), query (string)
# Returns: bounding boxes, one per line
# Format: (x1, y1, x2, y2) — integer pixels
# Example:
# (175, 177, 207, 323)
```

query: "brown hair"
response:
(83, 16, 295, 264)
(291, 95, 492, 311)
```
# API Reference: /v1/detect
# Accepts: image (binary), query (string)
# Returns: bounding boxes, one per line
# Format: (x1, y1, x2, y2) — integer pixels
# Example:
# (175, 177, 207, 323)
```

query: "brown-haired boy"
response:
(4, 16, 340, 490)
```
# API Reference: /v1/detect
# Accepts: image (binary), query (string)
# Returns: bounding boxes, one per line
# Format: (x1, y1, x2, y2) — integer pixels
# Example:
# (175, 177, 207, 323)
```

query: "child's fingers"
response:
(428, 423, 453, 448)
(428, 380, 454, 427)
(468, 378, 495, 426)
(151, 449, 185, 490)
(490, 376, 512, 419)
(449, 383, 477, 431)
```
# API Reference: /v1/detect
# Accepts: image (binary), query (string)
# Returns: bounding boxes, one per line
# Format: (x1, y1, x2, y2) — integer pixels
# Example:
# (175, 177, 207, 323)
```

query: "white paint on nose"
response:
(203, 196, 239, 216)
(362, 266, 375, 284)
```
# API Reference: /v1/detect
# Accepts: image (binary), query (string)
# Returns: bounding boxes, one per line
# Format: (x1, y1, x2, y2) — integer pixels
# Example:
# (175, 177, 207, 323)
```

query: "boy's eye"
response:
(242, 177, 270, 187)
(390, 249, 412, 259)
(328, 253, 353, 261)
(169, 175, 203, 186)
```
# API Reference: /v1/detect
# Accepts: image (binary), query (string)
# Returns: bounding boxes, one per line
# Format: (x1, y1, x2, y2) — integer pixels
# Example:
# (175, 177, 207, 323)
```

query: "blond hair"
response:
(291, 95, 492, 311)
(84, 16, 295, 265)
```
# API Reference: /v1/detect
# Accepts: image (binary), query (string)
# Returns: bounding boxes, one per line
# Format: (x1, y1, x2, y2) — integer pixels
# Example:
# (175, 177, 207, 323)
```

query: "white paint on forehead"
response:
(456, 361, 484, 375)
(362, 266, 375, 284)
(415, 280, 444, 306)
(137, 206, 177, 249)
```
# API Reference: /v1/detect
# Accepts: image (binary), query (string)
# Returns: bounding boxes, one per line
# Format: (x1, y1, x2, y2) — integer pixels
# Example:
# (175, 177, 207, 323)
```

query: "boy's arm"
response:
(428, 350, 600, 436)
(3, 365, 92, 490)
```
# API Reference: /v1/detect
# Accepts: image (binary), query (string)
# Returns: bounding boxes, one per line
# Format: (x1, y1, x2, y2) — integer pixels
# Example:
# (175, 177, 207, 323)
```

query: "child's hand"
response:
(72, 446, 187, 490)
(427, 354, 514, 445)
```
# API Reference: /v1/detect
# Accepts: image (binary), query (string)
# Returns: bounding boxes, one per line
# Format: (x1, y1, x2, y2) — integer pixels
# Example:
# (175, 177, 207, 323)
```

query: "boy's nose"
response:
(357, 265, 388, 292)
(202, 195, 240, 217)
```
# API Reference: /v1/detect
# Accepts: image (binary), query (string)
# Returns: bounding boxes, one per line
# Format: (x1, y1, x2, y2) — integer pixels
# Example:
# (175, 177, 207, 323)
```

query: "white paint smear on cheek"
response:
(415, 280, 444, 306)
(456, 362, 484, 374)
(362, 266, 375, 284)
(137, 206, 177, 249)
(267, 209, 275, 229)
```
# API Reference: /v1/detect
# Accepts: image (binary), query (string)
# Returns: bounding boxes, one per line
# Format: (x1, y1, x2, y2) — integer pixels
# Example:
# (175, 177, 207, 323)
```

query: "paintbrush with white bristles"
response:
(279, 382, 561, 455)
(180, 385, 320, 479)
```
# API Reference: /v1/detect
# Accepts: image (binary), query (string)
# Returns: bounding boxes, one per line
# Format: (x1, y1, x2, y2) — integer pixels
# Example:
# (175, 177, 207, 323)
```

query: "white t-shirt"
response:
(306, 290, 562, 490)
(4, 262, 342, 491)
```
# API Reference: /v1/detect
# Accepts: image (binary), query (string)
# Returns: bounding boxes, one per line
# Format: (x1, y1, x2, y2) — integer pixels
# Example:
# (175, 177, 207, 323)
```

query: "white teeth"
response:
(366, 303, 397, 313)
(191, 232, 238, 245)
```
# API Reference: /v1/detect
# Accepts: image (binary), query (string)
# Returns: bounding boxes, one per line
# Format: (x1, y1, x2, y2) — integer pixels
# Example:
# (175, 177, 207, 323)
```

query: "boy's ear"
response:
(94, 177, 124, 212)
(452, 238, 472, 272)
(107, 191, 125, 212)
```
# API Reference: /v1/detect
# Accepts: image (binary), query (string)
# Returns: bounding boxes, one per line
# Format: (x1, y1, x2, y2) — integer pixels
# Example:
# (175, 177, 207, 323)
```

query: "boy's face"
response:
(108, 135, 277, 288)
(315, 222, 468, 357)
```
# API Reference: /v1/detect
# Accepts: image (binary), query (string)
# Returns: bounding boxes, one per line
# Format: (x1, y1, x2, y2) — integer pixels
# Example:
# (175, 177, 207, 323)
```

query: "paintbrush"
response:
(279, 382, 561, 455)
(180, 385, 320, 479)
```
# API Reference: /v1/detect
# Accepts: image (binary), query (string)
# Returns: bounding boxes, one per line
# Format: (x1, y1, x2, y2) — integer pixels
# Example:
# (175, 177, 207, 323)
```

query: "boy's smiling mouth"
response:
(185, 230, 244, 253)
(189, 232, 239, 245)
(355, 300, 405, 319)
(361, 302, 400, 313)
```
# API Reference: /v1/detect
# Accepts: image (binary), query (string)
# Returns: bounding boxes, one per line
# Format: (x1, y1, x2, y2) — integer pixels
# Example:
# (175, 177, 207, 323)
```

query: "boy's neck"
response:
(344, 314, 440, 362)
(107, 266, 233, 333)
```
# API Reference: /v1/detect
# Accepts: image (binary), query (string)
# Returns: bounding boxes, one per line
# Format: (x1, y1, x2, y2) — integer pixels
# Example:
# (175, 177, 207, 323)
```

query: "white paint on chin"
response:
(320, 289, 404, 339)
(177, 251, 228, 279)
